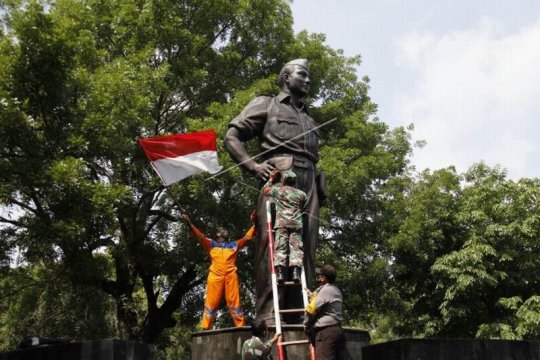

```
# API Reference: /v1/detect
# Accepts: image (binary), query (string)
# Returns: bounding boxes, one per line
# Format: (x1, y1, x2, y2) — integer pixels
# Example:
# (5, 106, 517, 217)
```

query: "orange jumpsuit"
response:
(189, 223, 256, 329)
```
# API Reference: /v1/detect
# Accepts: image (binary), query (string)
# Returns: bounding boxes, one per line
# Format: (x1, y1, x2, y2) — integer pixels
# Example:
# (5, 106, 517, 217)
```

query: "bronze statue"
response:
(225, 59, 325, 323)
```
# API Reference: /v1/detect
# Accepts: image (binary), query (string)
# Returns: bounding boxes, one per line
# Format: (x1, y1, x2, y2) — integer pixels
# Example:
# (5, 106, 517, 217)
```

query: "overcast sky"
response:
(291, 0, 540, 180)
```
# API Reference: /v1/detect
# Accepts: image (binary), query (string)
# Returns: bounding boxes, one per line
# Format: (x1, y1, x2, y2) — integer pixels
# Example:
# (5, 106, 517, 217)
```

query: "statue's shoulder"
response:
(247, 93, 274, 108)
(255, 93, 274, 98)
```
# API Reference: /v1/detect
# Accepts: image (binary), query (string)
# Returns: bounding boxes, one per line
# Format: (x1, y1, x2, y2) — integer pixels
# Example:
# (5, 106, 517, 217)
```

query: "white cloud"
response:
(395, 18, 540, 179)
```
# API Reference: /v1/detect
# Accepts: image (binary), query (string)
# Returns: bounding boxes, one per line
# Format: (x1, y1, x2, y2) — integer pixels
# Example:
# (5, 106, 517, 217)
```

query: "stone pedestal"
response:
(191, 325, 370, 360)
(362, 338, 540, 360)
(0, 339, 154, 360)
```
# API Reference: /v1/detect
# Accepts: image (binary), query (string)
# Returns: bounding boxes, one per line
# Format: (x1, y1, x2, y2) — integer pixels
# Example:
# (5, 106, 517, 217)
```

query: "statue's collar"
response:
(276, 91, 291, 103)
(276, 91, 308, 113)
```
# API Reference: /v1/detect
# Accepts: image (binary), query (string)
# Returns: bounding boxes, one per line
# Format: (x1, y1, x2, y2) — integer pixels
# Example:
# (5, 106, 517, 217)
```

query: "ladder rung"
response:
(278, 281, 301, 286)
(279, 308, 305, 313)
(280, 339, 310, 346)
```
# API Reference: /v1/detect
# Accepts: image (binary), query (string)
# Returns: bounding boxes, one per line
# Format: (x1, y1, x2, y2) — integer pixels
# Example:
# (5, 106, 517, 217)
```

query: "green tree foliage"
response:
(2, 0, 539, 352)
(434, 165, 540, 339)
(0, 0, 296, 347)
(3, 0, 540, 353)
(385, 167, 464, 337)
(0, 0, 413, 351)
(382, 163, 540, 340)
(0, 262, 115, 349)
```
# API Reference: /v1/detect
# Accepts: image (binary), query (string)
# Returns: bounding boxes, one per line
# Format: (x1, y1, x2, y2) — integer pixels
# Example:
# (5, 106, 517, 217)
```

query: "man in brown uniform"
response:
(224, 59, 324, 322)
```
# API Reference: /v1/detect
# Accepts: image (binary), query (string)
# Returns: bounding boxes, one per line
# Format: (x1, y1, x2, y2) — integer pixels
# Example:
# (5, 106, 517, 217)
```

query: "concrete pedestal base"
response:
(0, 339, 154, 360)
(191, 324, 370, 360)
(362, 339, 540, 360)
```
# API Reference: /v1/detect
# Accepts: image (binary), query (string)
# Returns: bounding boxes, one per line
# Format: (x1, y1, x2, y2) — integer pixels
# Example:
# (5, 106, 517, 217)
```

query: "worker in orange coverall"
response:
(181, 212, 256, 330)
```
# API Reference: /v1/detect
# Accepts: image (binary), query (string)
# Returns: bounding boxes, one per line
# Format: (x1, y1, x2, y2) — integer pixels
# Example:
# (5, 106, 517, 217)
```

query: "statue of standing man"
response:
(225, 59, 325, 323)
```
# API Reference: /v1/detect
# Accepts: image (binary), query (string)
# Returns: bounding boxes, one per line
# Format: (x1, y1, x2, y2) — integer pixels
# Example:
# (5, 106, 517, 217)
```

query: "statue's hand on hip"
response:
(253, 161, 275, 181)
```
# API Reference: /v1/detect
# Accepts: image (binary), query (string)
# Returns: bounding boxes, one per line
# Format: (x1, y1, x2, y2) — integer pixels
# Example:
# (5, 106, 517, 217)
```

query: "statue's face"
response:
(284, 65, 310, 97)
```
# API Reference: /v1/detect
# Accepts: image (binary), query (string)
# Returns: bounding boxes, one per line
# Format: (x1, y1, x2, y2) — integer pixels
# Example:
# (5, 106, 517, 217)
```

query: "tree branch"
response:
(160, 265, 202, 315)
(100, 278, 118, 296)
(9, 197, 37, 214)
(149, 209, 176, 221)
(195, 16, 237, 57)
(0, 216, 25, 227)
(88, 236, 116, 251)
(26, 189, 49, 221)
(141, 272, 158, 311)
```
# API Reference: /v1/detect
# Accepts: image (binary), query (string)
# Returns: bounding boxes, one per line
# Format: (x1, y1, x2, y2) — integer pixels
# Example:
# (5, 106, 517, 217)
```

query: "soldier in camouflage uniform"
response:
(241, 318, 281, 360)
(263, 169, 307, 283)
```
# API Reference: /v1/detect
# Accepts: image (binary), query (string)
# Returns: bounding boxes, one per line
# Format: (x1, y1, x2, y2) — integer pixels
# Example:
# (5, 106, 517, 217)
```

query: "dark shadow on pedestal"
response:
(362, 338, 540, 360)
(0, 339, 154, 360)
(191, 325, 370, 360)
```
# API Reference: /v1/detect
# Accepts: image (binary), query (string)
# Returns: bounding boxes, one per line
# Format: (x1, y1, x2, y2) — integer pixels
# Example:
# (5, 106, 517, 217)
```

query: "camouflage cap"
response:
(281, 170, 297, 180)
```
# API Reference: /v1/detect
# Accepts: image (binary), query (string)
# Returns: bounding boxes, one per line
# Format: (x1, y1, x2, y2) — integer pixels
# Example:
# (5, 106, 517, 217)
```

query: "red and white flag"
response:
(138, 130, 223, 185)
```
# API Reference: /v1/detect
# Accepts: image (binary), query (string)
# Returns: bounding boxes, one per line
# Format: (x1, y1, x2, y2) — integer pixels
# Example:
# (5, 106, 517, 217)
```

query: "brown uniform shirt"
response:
(229, 91, 320, 164)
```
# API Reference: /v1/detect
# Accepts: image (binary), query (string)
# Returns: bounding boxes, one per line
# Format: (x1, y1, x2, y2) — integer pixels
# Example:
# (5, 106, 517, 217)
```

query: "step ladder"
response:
(266, 200, 316, 360)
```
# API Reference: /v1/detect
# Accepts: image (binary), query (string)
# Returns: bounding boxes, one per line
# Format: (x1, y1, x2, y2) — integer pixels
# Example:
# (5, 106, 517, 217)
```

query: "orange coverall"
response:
(188, 223, 256, 329)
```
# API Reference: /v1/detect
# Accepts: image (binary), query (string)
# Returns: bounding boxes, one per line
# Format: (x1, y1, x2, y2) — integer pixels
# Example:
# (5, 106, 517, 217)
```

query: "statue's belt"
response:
(264, 154, 315, 170)
(264, 154, 325, 204)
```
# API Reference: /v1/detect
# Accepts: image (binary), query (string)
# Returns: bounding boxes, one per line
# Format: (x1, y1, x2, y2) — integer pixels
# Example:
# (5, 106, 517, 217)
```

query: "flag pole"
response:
(164, 185, 186, 214)
(148, 161, 186, 214)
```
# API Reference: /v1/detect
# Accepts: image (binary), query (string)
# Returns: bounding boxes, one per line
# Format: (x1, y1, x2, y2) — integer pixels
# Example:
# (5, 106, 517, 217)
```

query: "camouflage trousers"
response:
(274, 228, 303, 267)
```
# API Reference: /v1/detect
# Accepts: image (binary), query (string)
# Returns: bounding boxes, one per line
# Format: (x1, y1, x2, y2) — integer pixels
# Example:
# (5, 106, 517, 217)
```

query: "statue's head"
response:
(278, 59, 310, 97)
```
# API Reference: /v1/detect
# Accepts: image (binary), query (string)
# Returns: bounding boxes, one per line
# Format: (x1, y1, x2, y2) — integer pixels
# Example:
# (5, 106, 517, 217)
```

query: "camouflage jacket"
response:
(263, 181, 307, 229)
(241, 336, 273, 360)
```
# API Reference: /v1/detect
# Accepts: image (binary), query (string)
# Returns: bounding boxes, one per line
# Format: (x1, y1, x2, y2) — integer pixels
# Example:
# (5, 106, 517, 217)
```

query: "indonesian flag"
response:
(138, 130, 223, 185)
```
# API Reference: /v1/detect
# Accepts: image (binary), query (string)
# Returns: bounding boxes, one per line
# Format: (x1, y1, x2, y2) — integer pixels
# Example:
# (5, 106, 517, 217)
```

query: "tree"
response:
(379, 163, 540, 340)
(433, 164, 540, 338)
(385, 167, 465, 337)
(1, 0, 414, 349)
(0, 0, 295, 345)
(0, 261, 115, 348)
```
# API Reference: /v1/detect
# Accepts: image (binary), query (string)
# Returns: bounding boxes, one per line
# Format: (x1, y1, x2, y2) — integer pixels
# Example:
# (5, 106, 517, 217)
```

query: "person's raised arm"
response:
(180, 213, 208, 246)
(262, 169, 280, 196)
(237, 211, 258, 249)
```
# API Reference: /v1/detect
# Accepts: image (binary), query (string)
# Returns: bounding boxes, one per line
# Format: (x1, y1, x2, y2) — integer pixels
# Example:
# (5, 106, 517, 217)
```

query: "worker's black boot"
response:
(291, 266, 301, 283)
(276, 266, 285, 283)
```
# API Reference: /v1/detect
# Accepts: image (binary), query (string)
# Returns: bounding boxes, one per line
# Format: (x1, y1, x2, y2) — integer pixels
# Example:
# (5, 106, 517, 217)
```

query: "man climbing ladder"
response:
(265, 200, 316, 360)
(263, 169, 307, 283)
